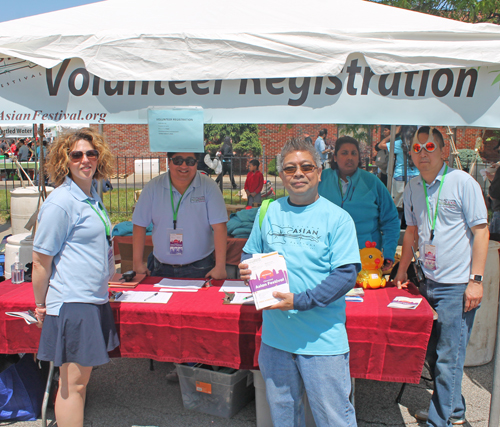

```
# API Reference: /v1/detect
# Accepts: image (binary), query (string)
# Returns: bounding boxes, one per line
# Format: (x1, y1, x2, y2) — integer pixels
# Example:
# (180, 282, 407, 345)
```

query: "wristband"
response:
(35, 303, 46, 308)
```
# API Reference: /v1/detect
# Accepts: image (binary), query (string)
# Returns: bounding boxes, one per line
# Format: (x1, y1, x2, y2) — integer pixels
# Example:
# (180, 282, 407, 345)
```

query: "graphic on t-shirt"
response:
(267, 224, 320, 245)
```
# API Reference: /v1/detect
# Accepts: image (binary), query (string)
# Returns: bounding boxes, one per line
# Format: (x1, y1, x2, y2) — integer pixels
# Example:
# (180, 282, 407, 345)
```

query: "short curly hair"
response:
(45, 128, 114, 187)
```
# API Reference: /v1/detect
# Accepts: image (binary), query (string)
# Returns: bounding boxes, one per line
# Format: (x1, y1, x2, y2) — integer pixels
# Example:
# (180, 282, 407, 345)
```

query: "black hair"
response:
(329, 136, 362, 170)
(249, 159, 260, 168)
(319, 129, 327, 137)
(416, 126, 445, 147)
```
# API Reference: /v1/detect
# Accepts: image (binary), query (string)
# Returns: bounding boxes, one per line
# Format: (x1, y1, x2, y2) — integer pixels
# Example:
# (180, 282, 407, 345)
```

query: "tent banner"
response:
(1, 54, 499, 127)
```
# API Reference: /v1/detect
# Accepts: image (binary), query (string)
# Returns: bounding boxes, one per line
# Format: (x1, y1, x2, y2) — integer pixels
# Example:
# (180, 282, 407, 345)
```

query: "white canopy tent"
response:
(0, 0, 499, 126)
(1, 1, 500, 425)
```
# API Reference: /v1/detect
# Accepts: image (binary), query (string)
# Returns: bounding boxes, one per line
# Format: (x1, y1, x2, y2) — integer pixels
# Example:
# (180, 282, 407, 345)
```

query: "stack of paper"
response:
(114, 291, 173, 304)
(154, 278, 205, 292)
(345, 287, 364, 302)
(246, 252, 289, 310)
(6, 311, 38, 324)
(219, 281, 249, 293)
(387, 296, 422, 309)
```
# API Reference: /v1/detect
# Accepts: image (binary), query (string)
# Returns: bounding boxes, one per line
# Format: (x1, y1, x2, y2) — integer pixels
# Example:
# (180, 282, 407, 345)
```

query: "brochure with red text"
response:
(246, 252, 289, 310)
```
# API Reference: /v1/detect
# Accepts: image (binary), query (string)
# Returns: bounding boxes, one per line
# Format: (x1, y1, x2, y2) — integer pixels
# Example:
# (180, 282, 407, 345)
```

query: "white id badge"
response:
(423, 241, 437, 271)
(169, 229, 183, 255)
(108, 239, 116, 277)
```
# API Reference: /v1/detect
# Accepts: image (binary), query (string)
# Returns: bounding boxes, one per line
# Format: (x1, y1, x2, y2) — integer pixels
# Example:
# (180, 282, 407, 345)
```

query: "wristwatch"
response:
(469, 274, 483, 282)
(35, 302, 46, 308)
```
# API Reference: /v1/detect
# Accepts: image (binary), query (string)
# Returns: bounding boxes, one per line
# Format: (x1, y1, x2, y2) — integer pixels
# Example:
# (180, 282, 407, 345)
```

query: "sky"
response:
(1, 0, 102, 23)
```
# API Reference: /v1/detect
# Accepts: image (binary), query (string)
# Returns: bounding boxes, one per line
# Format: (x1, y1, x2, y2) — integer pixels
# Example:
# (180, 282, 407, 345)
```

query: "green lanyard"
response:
(422, 164, 448, 241)
(85, 199, 112, 246)
(169, 174, 185, 230)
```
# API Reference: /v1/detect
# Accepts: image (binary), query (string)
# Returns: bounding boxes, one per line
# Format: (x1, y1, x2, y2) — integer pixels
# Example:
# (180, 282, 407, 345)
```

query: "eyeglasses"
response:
(282, 164, 317, 175)
(170, 156, 197, 166)
(69, 149, 99, 161)
(412, 141, 437, 154)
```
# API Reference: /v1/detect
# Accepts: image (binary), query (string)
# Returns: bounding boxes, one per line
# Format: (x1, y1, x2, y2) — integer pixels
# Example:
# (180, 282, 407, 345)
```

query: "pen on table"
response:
(242, 295, 253, 301)
(203, 278, 213, 288)
(144, 292, 158, 301)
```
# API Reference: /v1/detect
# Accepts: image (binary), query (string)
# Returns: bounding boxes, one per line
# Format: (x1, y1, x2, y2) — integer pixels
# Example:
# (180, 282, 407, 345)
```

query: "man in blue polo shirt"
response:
(240, 138, 360, 426)
(395, 127, 489, 427)
(132, 152, 228, 279)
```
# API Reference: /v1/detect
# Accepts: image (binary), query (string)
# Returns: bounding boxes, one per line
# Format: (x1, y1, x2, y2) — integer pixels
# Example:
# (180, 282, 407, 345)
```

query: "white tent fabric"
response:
(0, 0, 500, 82)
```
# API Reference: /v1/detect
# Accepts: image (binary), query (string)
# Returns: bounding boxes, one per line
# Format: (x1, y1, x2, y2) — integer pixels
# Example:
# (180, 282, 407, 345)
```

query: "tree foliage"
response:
(204, 124, 262, 156)
(369, 0, 500, 24)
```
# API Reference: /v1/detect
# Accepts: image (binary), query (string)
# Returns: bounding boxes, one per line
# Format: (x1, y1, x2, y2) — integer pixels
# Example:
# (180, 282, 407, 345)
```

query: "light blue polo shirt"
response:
(403, 164, 487, 283)
(33, 177, 112, 316)
(243, 197, 361, 355)
(315, 137, 327, 163)
(132, 171, 228, 265)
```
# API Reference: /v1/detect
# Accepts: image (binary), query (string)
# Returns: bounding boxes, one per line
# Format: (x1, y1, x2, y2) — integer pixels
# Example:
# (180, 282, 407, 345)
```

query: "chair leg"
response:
(396, 383, 406, 404)
(149, 359, 154, 371)
(41, 361, 55, 427)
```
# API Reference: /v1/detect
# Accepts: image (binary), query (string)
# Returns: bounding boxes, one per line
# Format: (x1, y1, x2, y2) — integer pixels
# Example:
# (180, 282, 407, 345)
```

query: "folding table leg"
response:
(41, 361, 55, 427)
(396, 383, 406, 404)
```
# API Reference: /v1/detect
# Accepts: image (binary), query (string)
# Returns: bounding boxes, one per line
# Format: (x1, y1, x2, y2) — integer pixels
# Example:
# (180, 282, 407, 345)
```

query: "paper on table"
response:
(387, 296, 422, 309)
(155, 278, 205, 289)
(115, 291, 173, 304)
(230, 293, 254, 305)
(6, 311, 38, 324)
(158, 288, 198, 292)
(219, 281, 250, 293)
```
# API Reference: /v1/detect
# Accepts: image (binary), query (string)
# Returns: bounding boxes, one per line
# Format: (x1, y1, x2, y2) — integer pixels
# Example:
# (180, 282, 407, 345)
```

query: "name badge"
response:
(423, 241, 437, 271)
(169, 229, 183, 255)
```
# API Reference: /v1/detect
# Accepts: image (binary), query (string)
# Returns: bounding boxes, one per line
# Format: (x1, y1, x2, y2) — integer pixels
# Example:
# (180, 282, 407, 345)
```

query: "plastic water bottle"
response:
(11, 252, 24, 284)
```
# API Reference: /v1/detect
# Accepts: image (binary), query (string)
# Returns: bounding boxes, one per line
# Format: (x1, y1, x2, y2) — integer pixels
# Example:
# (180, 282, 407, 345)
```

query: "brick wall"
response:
(95, 123, 489, 174)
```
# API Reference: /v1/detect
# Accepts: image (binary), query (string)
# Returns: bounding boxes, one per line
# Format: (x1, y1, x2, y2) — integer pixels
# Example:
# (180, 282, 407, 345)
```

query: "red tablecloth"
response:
(0, 279, 433, 384)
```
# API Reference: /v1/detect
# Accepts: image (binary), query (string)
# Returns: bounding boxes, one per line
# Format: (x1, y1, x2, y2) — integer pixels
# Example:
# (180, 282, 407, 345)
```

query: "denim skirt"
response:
(37, 302, 120, 367)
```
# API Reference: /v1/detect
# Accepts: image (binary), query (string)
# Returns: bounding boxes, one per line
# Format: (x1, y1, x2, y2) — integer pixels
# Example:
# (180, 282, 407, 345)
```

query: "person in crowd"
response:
(18, 139, 30, 161)
(0, 139, 8, 154)
(215, 136, 238, 189)
(314, 128, 330, 169)
(303, 131, 313, 145)
(244, 159, 264, 207)
(36, 139, 49, 160)
(32, 128, 119, 427)
(486, 163, 500, 235)
(197, 142, 212, 175)
(394, 126, 489, 427)
(239, 138, 360, 426)
(374, 125, 391, 186)
(377, 125, 420, 214)
(319, 136, 400, 269)
(8, 139, 18, 156)
(132, 151, 228, 381)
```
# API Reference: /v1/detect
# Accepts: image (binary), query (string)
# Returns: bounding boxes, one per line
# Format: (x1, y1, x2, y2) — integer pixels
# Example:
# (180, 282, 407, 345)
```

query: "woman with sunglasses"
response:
(32, 128, 119, 427)
(319, 136, 400, 270)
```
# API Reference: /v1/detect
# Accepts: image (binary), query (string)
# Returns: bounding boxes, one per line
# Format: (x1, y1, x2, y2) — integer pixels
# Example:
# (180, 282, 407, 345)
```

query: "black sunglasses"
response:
(170, 156, 197, 166)
(69, 149, 99, 161)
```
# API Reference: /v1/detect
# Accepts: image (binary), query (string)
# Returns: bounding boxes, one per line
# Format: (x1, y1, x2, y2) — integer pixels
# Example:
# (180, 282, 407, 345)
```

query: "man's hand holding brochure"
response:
(241, 252, 291, 310)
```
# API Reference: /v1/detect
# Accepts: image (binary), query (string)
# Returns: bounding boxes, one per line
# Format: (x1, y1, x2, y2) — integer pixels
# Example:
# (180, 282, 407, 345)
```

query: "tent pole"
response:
(386, 125, 396, 193)
(488, 295, 500, 427)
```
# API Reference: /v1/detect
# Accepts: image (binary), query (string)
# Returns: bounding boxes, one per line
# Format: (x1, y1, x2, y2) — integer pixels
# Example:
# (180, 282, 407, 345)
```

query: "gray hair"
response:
(278, 138, 322, 172)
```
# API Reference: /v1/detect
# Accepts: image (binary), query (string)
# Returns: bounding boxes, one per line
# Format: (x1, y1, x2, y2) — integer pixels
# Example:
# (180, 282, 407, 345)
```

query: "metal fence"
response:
(100, 155, 284, 217)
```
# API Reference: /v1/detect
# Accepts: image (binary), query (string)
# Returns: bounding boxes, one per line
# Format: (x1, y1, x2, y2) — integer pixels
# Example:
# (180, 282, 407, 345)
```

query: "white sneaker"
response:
(414, 409, 466, 425)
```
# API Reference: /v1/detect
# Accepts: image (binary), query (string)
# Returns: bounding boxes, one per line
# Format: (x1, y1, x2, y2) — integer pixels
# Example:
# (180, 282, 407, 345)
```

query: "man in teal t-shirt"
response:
(240, 138, 360, 427)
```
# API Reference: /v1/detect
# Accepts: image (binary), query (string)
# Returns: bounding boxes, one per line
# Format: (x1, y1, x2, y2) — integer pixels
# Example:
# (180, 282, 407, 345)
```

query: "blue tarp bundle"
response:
(227, 208, 258, 239)
(112, 221, 153, 236)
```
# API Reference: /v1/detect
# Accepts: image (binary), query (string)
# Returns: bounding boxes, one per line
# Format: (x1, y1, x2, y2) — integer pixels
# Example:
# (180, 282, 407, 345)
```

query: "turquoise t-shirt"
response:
(243, 196, 361, 355)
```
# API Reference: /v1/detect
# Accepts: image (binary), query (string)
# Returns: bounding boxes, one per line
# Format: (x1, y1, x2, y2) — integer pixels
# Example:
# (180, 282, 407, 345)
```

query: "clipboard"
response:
(108, 273, 146, 288)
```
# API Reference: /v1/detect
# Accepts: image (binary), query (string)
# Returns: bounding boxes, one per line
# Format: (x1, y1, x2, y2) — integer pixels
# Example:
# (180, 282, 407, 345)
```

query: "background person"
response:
(215, 136, 238, 189)
(314, 128, 330, 169)
(244, 159, 264, 206)
(239, 138, 360, 426)
(319, 136, 400, 269)
(32, 128, 119, 427)
(18, 139, 30, 161)
(378, 125, 420, 214)
(394, 126, 489, 427)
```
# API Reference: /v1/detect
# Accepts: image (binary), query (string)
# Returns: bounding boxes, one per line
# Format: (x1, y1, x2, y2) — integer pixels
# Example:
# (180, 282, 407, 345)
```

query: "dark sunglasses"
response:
(69, 149, 99, 161)
(412, 141, 437, 154)
(170, 156, 197, 166)
(282, 164, 317, 175)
